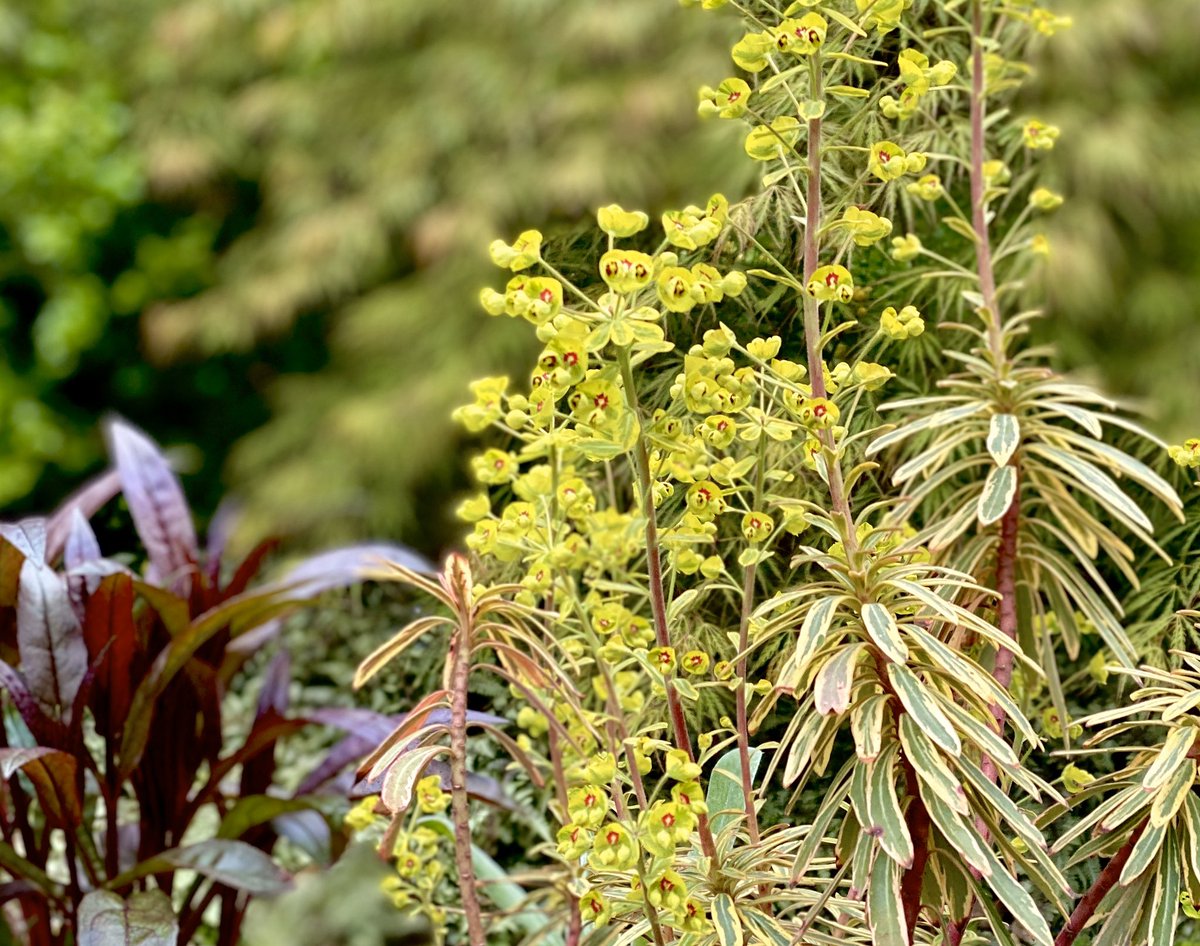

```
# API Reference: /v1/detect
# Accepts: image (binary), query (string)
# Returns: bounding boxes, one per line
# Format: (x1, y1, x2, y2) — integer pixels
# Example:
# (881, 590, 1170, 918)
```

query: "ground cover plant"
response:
(349, 1, 1200, 945)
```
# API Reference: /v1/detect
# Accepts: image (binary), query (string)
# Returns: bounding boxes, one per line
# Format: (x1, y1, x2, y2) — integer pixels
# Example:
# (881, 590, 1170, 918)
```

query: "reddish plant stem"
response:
(1053, 820, 1147, 946)
(619, 351, 717, 860)
(900, 757, 932, 938)
(450, 607, 486, 946)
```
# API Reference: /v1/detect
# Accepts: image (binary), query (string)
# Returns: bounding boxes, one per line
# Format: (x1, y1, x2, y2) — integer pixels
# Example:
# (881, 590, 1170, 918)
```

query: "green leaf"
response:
(851, 694, 890, 762)
(1026, 444, 1153, 533)
(780, 594, 846, 687)
(977, 843, 1055, 946)
(78, 890, 178, 946)
(713, 893, 743, 946)
(708, 746, 762, 839)
(868, 402, 987, 457)
(977, 464, 1018, 526)
(1148, 829, 1180, 946)
(1120, 820, 1168, 886)
(867, 848, 907, 945)
(888, 664, 961, 756)
(1150, 758, 1195, 827)
(218, 796, 314, 841)
(987, 414, 1020, 466)
(898, 715, 967, 815)
(1142, 726, 1196, 790)
(862, 602, 907, 663)
(943, 216, 979, 242)
(867, 744, 913, 868)
(922, 789, 991, 876)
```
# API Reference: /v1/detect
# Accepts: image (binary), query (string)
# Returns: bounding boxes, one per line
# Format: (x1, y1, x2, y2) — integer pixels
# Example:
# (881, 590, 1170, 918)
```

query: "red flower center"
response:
(606, 830, 620, 845)
(662, 812, 675, 827)
(539, 288, 554, 303)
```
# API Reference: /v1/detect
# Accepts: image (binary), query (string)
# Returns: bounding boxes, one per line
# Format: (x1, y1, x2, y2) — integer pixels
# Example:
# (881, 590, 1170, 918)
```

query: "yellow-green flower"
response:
(698, 78, 751, 118)
(657, 266, 698, 313)
(552, 825, 590, 859)
(746, 335, 781, 360)
(856, 0, 912, 34)
(869, 141, 908, 181)
(731, 31, 774, 72)
(344, 795, 380, 832)
(662, 194, 727, 250)
(416, 775, 450, 814)
(907, 174, 944, 201)
(798, 397, 839, 430)
(1030, 8, 1073, 35)
(646, 869, 689, 914)
(671, 780, 707, 815)
(590, 823, 639, 870)
(586, 753, 617, 784)
(1023, 119, 1060, 150)
(1088, 651, 1110, 685)
(744, 116, 802, 160)
(579, 890, 612, 926)
(841, 206, 893, 246)
(852, 362, 892, 391)
(891, 233, 922, 262)
(807, 264, 853, 302)
(666, 748, 702, 782)
(650, 646, 677, 675)
(641, 801, 696, 856)
(701, 414, 737, 449)
(488, 230, 542, 271)
(1169, 439, 1200, 469)
(741, 511, 775, 543)
(1029, 187, 1064, 211)
(597, 204, 649, 238)
(599, 250, 654, 293)
(678, 899, 710, 934)
(682, 650, 711, 675)
(686, 480, 725, 520)
(1062, 763, 1094, 794)
(881, 304, 924, 340)
(568, 785, 610, 829)
(472, 449, 519, 484)
(772, 14, 826, 55)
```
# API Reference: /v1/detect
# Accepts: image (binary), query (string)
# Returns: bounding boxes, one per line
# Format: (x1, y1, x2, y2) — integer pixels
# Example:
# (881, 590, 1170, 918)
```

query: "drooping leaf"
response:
(1142, 726, 1196, 790)
(898, 715, 968, 815)
(851, 694, 890, 762)
(866, 847, 907, 946)
(815, 643, 863, 716)
(17, 559, 87, 720)
(866, 744, 913, 868)
(380, 745, 448, 814)
(105, 418, 198, 592)
(0, 748, 81, 826)
(713, 893, 743, 946)
(78, 889, 178, 946)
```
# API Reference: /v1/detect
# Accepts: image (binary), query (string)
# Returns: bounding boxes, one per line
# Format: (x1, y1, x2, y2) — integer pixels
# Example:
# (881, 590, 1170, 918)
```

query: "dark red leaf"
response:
(105, 418, 198, 594)
(65, 510, 103, 619)
(17, 560, 88, 721)
(0, 661, 65, 747)
(0, 747, 81, 827)
(82, 573, 138, 729)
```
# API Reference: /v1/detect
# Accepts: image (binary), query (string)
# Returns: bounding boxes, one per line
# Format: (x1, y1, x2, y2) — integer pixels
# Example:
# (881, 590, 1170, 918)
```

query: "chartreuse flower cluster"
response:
(351, 2, 1199, 946)
(342, 778, 456, 938)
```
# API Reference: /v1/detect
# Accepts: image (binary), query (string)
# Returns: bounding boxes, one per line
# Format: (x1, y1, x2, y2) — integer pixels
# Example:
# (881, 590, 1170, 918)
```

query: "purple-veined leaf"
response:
(105, 418, 198, 593)
(17, 559, 88, 721)
(44, 469, 122, 566)
(0, 747, 81, 827)
(78, 889, 178, 946)
(0, 660, 64, 747)
(65, 509, 103, 617)
(109, 840, 291, 896)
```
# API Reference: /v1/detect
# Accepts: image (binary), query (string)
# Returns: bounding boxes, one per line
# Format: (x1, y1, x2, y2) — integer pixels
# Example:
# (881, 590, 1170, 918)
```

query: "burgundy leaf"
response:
(203, 499, 240, 583)
(45, 469, 122, 566)
(271, 810, 334, 866)
(17, 559, 88, 721)
(0, 661, 65, 748)
(256, 650, 291, 717)
(0, 747, 82, 827)
(82, 573, 138, 729)
(105, 418, 198, 594)
(78, 889, 178, 946)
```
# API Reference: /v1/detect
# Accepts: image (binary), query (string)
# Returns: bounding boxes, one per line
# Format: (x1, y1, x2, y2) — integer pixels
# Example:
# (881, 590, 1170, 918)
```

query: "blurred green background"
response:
(1, 0, 1197, 555)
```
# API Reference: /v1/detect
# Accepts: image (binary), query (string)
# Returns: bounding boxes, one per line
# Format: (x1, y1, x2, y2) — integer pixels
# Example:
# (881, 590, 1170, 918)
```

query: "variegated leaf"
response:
(987, 413, 1020, 466)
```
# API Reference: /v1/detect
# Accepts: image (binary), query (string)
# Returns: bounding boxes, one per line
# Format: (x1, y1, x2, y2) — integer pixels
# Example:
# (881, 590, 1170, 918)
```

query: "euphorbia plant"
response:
(352, 2, 1198, 945)
(0, 419, 425, 945)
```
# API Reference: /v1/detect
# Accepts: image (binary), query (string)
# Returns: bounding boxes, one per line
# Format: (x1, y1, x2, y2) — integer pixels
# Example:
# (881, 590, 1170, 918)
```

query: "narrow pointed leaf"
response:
(986, 414, 1020, 466)
(1143, 727, 1196, 790)
(888, 664, 961, 755)
(866, 744, 913, 867)
(815, 643, 863, 716)
(862, 603, 906, 664)
(867, 849, 907, 946)
(17, 559, 87, 720)
(978, 464, 1018, 526)
(898, 715, 967, 815)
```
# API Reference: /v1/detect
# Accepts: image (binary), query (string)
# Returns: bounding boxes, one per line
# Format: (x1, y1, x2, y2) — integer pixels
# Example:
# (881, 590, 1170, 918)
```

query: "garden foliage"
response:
(349, 2, 1200, 945)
